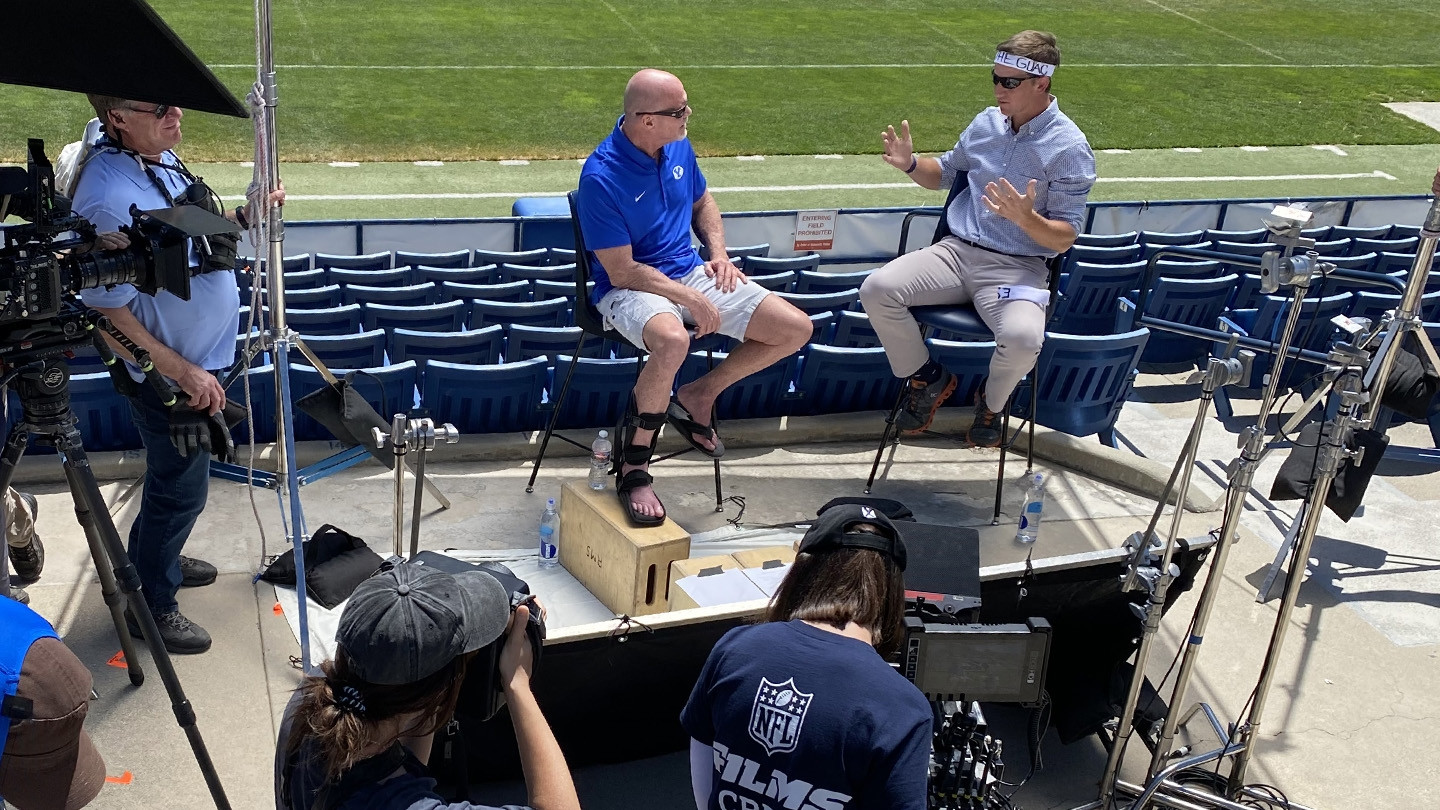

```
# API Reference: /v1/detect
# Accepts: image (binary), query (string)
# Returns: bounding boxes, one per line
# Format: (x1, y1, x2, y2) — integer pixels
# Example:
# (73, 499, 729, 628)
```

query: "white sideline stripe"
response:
(214, 171, 1398, 202)
(1313, 145, 1349, 156)
(210, 62, 1440, 70)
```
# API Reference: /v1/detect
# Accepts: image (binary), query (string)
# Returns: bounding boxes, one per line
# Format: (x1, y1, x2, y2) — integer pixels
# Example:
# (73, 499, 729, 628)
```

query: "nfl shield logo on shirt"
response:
(748, 677, 813, 755)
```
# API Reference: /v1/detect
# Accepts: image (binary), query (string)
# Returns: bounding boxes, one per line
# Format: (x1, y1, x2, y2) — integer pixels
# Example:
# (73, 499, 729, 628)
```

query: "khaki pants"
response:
(5, 487, 36, 549)
(860, 236, 1048, 411)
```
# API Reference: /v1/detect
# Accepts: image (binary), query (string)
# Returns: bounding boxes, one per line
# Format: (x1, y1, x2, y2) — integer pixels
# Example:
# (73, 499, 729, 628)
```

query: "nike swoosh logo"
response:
(634, 191, 646, 202)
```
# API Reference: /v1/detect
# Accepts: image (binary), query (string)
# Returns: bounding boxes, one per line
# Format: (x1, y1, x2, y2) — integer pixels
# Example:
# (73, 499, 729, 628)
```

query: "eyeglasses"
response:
(123, 104, 172, 119)
(637, 103, 691, 119)
(991, 72, 1040, 90)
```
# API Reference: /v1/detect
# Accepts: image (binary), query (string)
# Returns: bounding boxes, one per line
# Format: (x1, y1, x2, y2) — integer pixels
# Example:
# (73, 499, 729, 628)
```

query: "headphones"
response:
(797, 504, 908, 571)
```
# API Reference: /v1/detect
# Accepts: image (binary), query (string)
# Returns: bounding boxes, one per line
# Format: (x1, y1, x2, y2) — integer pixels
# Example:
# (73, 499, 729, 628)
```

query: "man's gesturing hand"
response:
(982, 178, 1039, 224)
(881, 120, 915, 172)
(703, 255, 747, 294)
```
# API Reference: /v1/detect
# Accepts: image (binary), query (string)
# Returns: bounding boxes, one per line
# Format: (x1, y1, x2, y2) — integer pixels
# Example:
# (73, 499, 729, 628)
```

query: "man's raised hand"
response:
(981, 178, 1038, 224)
(881, 120, 915, 172)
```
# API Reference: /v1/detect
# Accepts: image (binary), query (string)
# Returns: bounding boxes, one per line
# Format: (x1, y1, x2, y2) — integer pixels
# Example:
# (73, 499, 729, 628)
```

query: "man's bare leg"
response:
(673, 296, 812, 449)
(622, 314, 690, 520)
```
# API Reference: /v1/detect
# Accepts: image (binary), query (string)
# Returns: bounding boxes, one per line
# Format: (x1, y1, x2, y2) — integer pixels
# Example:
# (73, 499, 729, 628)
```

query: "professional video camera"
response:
(0, 137, 207, 367)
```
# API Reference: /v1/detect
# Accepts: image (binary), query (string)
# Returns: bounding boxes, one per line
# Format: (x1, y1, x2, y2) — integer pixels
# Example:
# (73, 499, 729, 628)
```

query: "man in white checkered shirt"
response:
(860, 29, 1096, 447)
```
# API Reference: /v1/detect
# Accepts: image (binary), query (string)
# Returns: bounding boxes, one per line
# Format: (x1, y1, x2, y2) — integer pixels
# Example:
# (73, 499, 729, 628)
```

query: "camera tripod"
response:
(0, 355, 230, 810)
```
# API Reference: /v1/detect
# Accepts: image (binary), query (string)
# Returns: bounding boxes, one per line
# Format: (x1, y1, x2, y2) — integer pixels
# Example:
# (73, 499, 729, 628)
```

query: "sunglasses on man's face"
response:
(124, 104, 172, 119)
(637, 103, 691, 119)
(991, 72, 1040, 90)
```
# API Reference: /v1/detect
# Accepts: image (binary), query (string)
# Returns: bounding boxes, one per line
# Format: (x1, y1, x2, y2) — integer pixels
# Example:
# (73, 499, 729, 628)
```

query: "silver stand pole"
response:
(372, 415, 459, 559)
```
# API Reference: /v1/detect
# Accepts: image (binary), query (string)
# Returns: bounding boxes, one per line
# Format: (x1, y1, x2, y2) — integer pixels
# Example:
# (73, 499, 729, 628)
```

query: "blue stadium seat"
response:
(1388, 224, 1421, 240)
(676, 351, 797, 420)
(808, 311, 837, 345)
(1138, 229, 1204, 247)
(1330, 224, 1391, 241)
(289, 362, 418, 441)
(1311, 238, 1352, 256)
(548, 248, 577, 266)
(419, 358, 548, 434)
(794, 269, 875, 295)
(499, 263, 575, 284)
(363, 300, 467, 334)
(533, 279, 592, 303)
(547, 355, 640, 430)
(283, 269, 328, 290)
(262, 284, 343, 310)
(390, 326, 503, 367)
(442, 280, 531, 303)
(68, 372, 142, 451)
(1150, 259, 1222, 281)
(299, 329, 387, 370)
(414, 264, 499, 286)
(777, 289, 861, 316)
(1063, 243, 1143, 273)
(228, 364, 277, 445)
(745, 270, 798, 292)
(1227, 273, 1265, 310)
(1213, 293, 1353, 419)
(344, 282, 436, 309)
(1121, 274, 1239, 372)
(925, 338, 998, 411)
(1353, 236, 1419, 257)
(699, 243, 770, 263)
(1203, 228, 1267, 243)
(832, 310, 881, 348)
(1076, 231, 1140, 247)
(314, 251, 392, 271)
(281, 254, 313, 273)
(285, 304, 363, 336)
(506, 324, 606, 362)
(789, 345, 895, 415)
(1051, 260, 1147, 335)
(396, 250, 470, 269)
(1212, 240, 1278, 258)
(745, 254, 821, 276)
(237, 305, 255, 334)
(329, 267, 413, 288)
(1014, 328, 1150, 447)
(469, 298, 569, 329)
(1348, 290, 1440, 324)
(474, 248, 548, 268)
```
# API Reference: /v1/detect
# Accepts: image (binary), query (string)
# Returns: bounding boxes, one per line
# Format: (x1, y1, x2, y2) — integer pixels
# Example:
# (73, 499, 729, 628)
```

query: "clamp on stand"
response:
(373, 414, 459, 559)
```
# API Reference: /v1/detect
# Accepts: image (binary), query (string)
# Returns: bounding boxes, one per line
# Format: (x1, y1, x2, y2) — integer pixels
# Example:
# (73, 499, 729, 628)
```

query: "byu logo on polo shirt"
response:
(672, 165, 684, 180)
(749, 677, 813, 755)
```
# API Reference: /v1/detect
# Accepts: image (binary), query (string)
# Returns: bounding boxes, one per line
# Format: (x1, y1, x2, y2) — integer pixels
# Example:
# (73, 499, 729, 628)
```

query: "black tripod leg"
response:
(865, 382, 906, 494)
(55, 429, 233, 809)
(66, 459, 148, 686)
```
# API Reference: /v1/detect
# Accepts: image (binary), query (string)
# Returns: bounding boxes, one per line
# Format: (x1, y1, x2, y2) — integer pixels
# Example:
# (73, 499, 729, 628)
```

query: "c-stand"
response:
(0, 354, 230, 809)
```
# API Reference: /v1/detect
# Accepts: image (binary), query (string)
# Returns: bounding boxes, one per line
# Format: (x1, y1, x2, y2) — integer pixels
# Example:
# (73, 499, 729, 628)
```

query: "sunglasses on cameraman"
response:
(636, 103, 691, 119)
(991, 72, 1040, 90)
(124, 104, 173, 119)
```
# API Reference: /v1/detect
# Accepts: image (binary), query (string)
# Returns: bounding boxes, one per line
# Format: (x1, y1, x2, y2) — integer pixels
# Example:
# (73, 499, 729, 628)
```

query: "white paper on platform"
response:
(675, 568, 767, 608)
(740, 564, 791, 597)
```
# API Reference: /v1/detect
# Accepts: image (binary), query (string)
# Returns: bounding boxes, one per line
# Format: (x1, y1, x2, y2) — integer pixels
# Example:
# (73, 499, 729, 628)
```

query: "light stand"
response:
(372, 414, 458, 559)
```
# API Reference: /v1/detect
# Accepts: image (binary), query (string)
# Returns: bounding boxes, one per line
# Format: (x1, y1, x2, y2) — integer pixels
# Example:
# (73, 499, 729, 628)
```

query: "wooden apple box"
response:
(558, 480, 691, 617)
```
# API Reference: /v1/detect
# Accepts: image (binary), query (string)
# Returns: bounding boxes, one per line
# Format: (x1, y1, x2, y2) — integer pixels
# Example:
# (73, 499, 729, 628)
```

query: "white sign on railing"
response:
(794, 209, 838, 252)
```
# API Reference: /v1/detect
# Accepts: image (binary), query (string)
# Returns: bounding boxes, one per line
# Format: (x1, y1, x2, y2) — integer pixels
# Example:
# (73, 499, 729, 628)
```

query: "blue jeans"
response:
(126, 384, 211, 615)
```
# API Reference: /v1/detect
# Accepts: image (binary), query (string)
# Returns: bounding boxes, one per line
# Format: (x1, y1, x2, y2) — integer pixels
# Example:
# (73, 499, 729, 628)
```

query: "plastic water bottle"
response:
(538, 498, 559, 568)
(588, 430, 612, 491)
(1016, 473, 1046, 544)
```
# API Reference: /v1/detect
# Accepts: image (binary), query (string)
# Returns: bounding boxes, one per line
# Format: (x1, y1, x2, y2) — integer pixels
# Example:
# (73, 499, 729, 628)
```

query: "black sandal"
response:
(616, 406, 667, 527)
(665, 397, 725, 458)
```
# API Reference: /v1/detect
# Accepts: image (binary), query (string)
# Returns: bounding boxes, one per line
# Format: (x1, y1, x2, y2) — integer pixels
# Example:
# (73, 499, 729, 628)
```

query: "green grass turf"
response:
(2, 0, 1439, 163)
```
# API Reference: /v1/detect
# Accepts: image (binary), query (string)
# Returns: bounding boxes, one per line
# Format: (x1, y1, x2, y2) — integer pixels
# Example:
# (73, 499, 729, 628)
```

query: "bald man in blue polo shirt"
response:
(577, 69, 811, 526)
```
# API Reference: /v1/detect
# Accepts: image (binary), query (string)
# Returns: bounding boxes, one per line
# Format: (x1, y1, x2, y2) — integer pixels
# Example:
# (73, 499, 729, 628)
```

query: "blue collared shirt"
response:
(577, 117, 708, 302)
(937, 99, 1095, 257)
(71, 145, 239, 380)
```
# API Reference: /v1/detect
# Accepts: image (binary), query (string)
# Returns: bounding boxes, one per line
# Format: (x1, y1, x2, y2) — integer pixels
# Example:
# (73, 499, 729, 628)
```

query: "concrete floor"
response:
(10, 372, 1440, 810)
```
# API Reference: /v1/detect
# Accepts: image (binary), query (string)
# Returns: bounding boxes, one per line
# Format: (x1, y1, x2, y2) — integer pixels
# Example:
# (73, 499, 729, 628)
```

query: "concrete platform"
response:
(10, 378, 1439, 810)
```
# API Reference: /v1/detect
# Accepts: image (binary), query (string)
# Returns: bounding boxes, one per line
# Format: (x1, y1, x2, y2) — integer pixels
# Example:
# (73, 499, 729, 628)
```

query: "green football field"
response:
(3, 0, 1439, 219)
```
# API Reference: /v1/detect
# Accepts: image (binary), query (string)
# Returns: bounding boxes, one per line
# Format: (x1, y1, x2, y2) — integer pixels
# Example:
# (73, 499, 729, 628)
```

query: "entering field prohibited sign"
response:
(794, 210, 837, 251)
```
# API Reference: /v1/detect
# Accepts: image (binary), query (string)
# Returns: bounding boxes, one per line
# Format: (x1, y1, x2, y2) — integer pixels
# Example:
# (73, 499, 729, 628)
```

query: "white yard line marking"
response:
(211, 62, 1440, 70)
(328, 161, 359, 167)
(1240, 146, 1269, 152)
(598, 0, 665, 58)
(814, 155, 844, 159)
(1141, 0, 1285, 61)
(221, 171, 1398, 202)
(499, 159, 531, 166)
(736, 155, 765, 161)
(1101, 149, 1132, 154)
(1312, 145, 1349, 156)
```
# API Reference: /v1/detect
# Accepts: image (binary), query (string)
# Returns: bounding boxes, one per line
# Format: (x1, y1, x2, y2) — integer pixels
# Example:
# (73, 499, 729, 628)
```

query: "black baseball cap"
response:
(798, 503, 907, 571)
(337, 563, 511, 686)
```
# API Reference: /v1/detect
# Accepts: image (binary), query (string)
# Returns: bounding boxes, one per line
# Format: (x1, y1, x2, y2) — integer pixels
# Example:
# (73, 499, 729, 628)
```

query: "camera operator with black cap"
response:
(274, 563, 580, 810)
(69, 96, 283, 655)
(680, 504, 933, 810)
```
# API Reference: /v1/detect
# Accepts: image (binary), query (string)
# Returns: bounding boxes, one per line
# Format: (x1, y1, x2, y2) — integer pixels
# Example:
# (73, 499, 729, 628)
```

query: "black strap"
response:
(96, 136, 198, 205)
